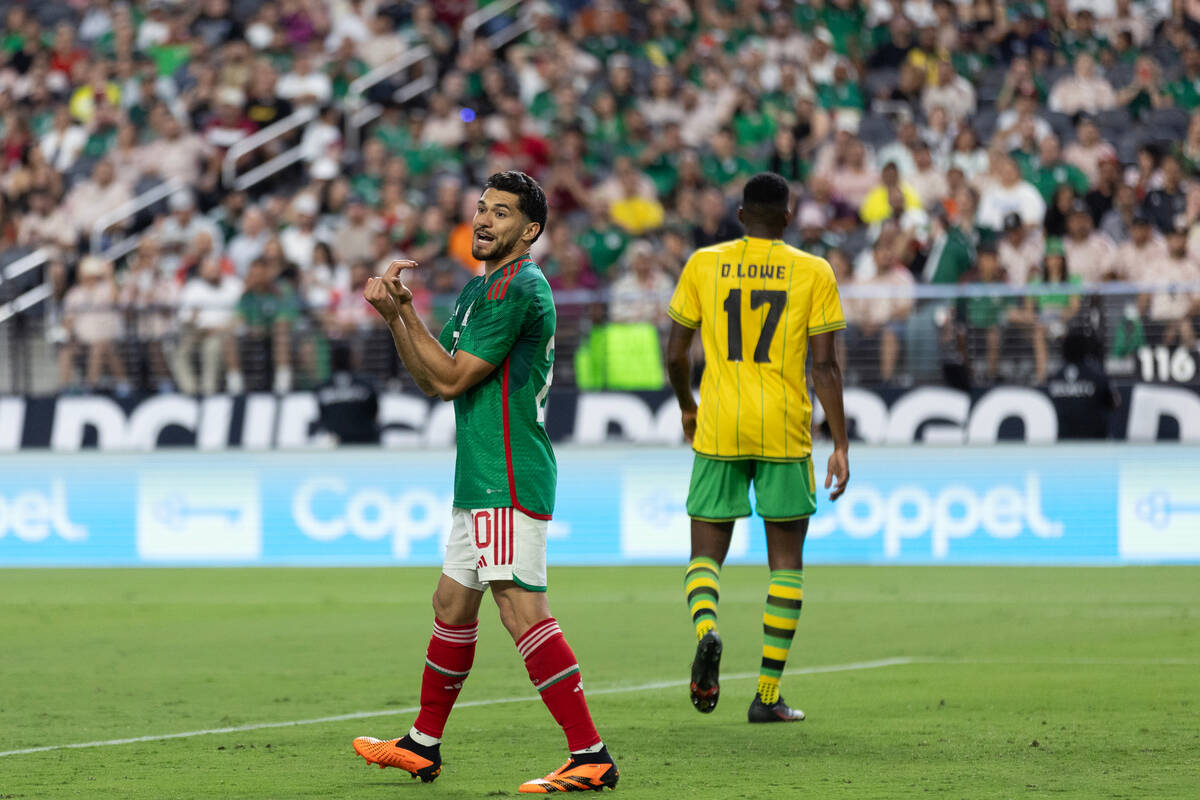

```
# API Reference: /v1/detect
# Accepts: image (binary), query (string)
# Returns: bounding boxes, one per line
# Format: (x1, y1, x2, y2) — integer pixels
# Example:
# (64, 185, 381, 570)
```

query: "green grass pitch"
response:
(1, 566, 1197, 798)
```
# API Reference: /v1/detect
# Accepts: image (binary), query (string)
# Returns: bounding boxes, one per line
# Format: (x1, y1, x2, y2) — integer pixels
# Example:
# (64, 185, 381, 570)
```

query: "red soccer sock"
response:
(412, 619, 478, 740)
(516, 617, 602, 752)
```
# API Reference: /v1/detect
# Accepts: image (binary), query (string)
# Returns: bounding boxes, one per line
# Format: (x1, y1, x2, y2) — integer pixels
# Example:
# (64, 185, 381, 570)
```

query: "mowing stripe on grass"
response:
(6, 655, 1194, 758)
(0, 657, 913, 758)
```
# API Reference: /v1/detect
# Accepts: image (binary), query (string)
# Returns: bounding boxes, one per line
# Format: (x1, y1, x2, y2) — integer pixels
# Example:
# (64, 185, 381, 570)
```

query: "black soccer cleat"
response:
(747, 692, 805, 723)
(690, 630, 723, 713)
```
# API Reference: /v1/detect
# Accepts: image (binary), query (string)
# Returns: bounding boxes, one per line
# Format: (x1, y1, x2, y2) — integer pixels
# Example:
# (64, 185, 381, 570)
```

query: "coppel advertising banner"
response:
(0, 446, 1197, 566)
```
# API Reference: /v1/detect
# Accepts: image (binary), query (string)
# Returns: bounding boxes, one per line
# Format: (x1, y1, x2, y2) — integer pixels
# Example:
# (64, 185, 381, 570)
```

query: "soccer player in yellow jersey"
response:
(666, 172, 850, 723)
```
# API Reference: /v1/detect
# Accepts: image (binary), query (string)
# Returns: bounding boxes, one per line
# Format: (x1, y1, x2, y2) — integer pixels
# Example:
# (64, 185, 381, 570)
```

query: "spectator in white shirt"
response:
(1064, 201, 1118, 283)
(17, 189, 77, 250)
(996, 90, 1054, 149)
(1048, 54, 1118, 115)
(1063, 117, 1118, 186)
(61, 256, 128, 393)
(997, 212, 1044, 286)
(120, 237, 178, 392)
(299, 105, 342, 162)
(922, 59, 976, 123)
(275, 51, 333, 108)
(1114, 213, 1168, 280)
(907, 141, 949, 208)
(639, 68, 685, 129)
(141, 112, 213, 185)
(63, 159, 134, 239)
(875, 118, 920, 179)
(358, 14, 405, 70)
(40, 106, 88, 173)
(608, 241, 675, 331)
(226, 205, 271, 276)
(156, 191, 224, 277)
(1137, 226, 1200, 347)
(978, 155, 1047, 232)
(422, 91, 465, 148)
(173, 255, 243, 395)
(279, 193, 329, 270)
(135, 1, 170, 51)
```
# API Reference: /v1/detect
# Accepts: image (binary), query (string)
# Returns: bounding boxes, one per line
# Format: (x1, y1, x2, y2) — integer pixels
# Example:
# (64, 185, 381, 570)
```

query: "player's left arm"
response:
(808, 258, 850, 501)
(394, 303, 496, 401)
(666, 321, 698, 441)
(811, 331, 849, 501)
(365, 260, 496, 401)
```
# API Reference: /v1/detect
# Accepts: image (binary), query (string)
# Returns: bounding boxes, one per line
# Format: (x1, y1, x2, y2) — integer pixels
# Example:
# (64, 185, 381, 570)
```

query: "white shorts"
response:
(443, 506, 548, 592)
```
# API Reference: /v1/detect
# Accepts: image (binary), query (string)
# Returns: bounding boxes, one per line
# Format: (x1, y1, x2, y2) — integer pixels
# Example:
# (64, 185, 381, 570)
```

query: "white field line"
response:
(912, 656, 1200, 666)
(0, 657, 911, 759)
(3, 654, 1195, 759)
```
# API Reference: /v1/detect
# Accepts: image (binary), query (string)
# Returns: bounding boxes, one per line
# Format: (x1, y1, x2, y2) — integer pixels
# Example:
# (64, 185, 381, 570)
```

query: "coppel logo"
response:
(0, 480, 87, 543)
(809, 473, 1063, 558)
(290, 477, 451, 557)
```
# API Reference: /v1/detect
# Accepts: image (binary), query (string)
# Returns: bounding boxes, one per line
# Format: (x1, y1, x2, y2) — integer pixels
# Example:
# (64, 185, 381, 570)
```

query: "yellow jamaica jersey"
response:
(667, 236, 845, 461)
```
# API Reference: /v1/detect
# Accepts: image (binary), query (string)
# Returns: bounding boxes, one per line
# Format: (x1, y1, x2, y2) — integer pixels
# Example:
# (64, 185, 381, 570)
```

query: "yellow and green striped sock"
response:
(758, 569, 803, 705)
(684, 556, 721, 641)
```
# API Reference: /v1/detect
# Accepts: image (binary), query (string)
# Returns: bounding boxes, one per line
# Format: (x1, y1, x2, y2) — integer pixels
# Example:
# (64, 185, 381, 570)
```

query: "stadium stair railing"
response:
(460, 0, 535, 53)
(221, 106, 319, 192)
(343, 45, 435, 153)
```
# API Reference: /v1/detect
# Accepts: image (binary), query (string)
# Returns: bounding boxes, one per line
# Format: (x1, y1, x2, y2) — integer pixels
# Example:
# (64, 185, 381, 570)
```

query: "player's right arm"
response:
(808, 258, 850, 501)
(666, 322, 698, 441)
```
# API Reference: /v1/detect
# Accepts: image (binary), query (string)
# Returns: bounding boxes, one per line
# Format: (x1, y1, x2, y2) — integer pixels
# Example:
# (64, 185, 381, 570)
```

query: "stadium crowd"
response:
(2, 0, 1200, 395)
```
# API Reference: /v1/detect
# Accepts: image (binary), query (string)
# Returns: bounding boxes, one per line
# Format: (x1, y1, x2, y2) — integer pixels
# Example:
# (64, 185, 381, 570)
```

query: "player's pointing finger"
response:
(385, 259, 419, 278)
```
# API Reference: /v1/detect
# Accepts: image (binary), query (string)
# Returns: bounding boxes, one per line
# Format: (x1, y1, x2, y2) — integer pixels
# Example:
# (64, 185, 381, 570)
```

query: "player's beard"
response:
(471, 228, 519, 262)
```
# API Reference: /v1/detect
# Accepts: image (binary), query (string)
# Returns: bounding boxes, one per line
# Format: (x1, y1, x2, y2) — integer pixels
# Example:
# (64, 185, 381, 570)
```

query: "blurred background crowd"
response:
(1, 0, 1200, 397)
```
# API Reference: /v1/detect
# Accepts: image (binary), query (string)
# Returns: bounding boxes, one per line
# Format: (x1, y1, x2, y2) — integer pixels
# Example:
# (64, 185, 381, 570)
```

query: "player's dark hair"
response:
(741, 172, 791, 234)
(484, 170, 548, 243)
(743, 172, 790, 211)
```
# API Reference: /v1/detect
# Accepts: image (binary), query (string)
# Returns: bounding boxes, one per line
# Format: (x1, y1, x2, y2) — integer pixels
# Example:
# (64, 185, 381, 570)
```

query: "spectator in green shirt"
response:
(577, 202, 630, 280)
(1167, 47, 1200, 111)
(821, 0, 867, 58)
(961, 242, 1013, 384)
(817, 62, 866, 114)
(731, 88, 776, 152)
(236, 258, 300, 393)
(1116, 55, 1169, 121)
(1029, 135, 1090, 204)
(701, 127, 756, 193)
(1008, 238, 1082, 383)
(1057, 9, 1109, 62)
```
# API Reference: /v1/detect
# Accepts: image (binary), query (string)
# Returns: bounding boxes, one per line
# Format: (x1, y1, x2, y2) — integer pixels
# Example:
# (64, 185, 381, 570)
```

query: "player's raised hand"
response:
(825, 447, 849, 501)
(382, 259, 419, 305)
(364, 277, 400, 322)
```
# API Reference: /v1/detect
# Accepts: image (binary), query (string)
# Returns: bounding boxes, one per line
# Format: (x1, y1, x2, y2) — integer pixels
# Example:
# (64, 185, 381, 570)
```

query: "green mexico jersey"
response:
(437, 255, 557, 518)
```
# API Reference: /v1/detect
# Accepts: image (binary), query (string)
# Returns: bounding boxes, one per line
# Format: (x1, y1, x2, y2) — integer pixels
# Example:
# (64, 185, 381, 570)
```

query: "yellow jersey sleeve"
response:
(806, 258, 847, 335)
(667, 253, 703, 329)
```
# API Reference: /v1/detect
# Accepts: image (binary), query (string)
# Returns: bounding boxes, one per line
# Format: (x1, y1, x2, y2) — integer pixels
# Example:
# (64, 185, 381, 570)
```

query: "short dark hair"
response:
(484, 170, 548, 243)
(742, 172, 790, 211)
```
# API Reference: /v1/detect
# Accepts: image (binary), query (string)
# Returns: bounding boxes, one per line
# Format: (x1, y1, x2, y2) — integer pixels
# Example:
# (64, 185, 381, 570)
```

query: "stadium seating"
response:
(0, 0, 1198, 397)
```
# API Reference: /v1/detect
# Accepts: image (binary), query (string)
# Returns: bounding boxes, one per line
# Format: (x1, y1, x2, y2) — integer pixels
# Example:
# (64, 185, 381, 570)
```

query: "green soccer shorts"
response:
(686, 454, 817, 523)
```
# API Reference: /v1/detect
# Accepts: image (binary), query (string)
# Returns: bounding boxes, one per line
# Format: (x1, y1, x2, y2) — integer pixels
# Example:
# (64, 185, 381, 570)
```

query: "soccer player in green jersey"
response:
(353, 172, 619, 794)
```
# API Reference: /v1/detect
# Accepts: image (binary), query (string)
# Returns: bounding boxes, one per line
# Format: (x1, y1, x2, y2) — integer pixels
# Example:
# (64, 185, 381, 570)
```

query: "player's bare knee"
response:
(432, 583, 477, 625)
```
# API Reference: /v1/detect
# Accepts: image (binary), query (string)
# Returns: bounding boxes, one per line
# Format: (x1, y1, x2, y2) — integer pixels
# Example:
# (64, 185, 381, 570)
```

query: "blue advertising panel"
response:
(0, 446, 1197, 566)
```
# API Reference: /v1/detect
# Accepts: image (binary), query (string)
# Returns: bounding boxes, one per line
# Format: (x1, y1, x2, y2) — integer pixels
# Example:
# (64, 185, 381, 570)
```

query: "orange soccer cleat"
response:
(352, 734, 441, 783)
(518, 751, 619, 793)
